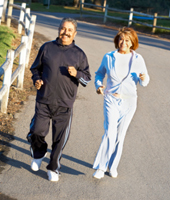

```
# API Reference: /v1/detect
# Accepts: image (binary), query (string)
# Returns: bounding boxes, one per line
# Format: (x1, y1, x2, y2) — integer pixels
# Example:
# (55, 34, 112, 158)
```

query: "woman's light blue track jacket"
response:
(95, 50, 150, 98)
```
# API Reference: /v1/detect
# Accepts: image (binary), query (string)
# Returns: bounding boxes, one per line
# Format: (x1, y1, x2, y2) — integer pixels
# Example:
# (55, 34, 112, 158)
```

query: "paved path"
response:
(1, 11, 170, 200)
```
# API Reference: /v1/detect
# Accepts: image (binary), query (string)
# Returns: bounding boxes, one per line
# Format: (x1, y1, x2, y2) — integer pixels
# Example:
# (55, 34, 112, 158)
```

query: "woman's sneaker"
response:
(31, 153, 47, 171)
(93, 169, 104, 179)
(109, 170, 118, 178)
(47, 170, 59, 182)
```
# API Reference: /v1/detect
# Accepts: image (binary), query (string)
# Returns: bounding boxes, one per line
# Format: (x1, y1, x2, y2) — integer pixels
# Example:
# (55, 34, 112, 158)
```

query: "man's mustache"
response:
(61, 33, 70, 37)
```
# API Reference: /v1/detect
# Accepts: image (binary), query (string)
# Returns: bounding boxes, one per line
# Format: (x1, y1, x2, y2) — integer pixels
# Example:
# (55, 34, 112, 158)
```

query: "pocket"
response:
(58, 107, 71, 114)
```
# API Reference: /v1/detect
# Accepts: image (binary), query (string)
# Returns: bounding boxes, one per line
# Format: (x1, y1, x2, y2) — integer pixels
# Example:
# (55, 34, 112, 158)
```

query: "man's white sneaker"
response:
(93, 169, 104, 179)
(47, 170, 59, 182)
(31, 153, 47, 171)
(109, 170, 118, 178)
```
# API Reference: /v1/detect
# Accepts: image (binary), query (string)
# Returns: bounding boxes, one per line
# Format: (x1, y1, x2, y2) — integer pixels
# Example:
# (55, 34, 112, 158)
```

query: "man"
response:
(27, 18, 91, 182)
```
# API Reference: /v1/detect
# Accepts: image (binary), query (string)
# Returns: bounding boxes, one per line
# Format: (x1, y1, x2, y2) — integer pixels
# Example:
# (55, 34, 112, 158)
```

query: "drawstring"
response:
(118, 98, 122, 106)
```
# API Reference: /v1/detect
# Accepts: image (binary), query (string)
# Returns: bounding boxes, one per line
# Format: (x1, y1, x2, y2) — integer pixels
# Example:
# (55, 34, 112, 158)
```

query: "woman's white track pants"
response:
(93, 94, 137, 172)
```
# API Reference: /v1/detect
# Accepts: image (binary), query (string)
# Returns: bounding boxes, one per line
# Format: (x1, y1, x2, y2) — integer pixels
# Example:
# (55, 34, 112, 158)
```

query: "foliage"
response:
(78, 0, 170, 15)
(0, 26, 16, 65)
(31, 0, 74, 6)
(50, 0, 73, 6)
(29, 3, 80, 13)
(104, 0, 170, 15)
(17, 0, 170, 14)
(15, 1, 170, 35)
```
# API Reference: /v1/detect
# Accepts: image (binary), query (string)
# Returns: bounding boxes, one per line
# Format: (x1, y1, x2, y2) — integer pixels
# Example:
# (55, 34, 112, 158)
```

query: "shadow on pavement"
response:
(0, 135, 92, 176)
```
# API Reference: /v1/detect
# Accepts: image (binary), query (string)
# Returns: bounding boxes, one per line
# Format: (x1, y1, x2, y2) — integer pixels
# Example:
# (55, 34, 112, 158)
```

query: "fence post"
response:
(0, 0, 4, 25)
(128, 8, 133, 27)
(103, 4, 108, 23)
(25, 15, 36, 67)
(82, 0, 84, 8)
(152, 13, 157, 33)
(17, 36, 28, 89)
(1, 50, 14, 113)
(102, 0, 107, 12)
(18, 3, 26, 34)
(2, 0, 8, 22)
(80, 0, 82, 18)
(25, 8, 31, 34)
(7, 0, 14, 27)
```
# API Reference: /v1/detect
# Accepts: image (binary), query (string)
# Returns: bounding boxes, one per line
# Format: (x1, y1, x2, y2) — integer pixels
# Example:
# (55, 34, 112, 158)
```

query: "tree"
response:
(94, 0, 102, 6)
(73, 0, 79, 7)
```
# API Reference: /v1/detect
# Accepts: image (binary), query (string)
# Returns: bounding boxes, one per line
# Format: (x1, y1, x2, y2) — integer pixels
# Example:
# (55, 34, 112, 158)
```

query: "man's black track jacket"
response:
(30, 38, 91, 108)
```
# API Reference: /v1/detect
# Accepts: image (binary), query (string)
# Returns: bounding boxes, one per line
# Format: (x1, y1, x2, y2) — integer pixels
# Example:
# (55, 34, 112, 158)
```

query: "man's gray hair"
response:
(59, 18, 77, 31)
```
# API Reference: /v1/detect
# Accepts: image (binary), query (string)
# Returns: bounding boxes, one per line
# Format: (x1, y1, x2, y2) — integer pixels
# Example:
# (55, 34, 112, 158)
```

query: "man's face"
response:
(59, 21, 77, 45)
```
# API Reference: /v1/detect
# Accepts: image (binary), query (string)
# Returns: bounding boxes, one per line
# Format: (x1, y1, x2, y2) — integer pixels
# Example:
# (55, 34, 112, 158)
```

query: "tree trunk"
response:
(93, 0, 102, 10)
(73, 0, 79, 7)
(94, 0, 102, 6)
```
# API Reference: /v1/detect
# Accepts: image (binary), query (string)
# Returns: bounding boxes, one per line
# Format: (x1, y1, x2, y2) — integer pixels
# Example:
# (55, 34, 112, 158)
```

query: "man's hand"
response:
(96, 86, 105, 95)
(139, 73, 146, 81)
(35, 79, 43, 90)
(68, 66, 77, 77)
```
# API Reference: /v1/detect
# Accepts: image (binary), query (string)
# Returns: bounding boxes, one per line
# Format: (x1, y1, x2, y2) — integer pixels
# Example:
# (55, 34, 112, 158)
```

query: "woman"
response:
(93, 27, 150, 179)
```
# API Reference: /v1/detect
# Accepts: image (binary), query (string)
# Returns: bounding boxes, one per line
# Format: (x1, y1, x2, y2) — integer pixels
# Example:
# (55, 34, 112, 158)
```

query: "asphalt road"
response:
(0, 11, 170, 200)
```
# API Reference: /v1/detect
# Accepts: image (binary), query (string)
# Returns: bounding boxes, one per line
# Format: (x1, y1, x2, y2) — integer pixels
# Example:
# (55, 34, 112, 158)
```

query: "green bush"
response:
(0, 26, 16, 65)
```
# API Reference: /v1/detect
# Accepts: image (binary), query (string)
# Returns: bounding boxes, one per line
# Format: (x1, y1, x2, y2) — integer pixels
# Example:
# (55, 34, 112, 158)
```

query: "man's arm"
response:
(74, 53, 91, 87)
(30, 45, 44, 85)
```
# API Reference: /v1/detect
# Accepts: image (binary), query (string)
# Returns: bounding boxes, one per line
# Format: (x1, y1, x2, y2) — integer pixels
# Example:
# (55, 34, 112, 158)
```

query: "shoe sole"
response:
(93, 174, 104, 179)
(109, 173, 118, 178)
(93, 176, 104, 179)
(31, 166, 39, 171)
(48, 177, 59, 182)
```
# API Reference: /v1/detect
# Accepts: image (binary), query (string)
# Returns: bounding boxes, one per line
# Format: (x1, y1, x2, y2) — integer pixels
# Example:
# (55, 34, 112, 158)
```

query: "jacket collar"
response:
(112, 49, 138, 59)
(55, 37, 75, 49)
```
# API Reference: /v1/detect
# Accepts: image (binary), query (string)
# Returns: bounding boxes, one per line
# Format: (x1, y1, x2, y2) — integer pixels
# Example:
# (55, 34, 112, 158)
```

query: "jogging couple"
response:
(27, 18, 149, 181)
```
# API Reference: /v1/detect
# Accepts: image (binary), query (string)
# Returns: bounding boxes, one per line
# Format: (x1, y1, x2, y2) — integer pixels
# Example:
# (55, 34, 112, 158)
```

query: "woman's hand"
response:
(96, 86, 105, 95)
(139, 73, 146, 81)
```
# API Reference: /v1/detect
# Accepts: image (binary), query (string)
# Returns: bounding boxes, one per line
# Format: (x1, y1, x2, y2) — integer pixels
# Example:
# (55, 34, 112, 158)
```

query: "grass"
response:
(77, 4, 170, 34)
(0, 25, 16, 66)
(157, 18, 170, 27)
(28, 3, 80, 14)
(14, 2, 170, 35)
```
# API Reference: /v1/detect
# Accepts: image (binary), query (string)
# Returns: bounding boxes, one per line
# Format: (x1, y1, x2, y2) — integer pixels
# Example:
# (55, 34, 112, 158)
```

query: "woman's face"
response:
(118, 34, 132, 54)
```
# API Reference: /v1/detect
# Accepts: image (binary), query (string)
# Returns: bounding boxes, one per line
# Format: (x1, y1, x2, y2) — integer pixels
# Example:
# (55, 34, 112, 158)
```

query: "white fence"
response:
(0, 0, 5, 24)
(79, 1, 170, 33)
(0, 0, 36, 113)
